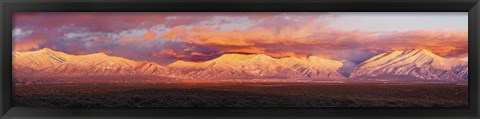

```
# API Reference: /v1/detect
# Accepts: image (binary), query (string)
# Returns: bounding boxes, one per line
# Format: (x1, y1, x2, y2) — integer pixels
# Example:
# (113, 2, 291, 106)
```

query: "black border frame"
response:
(1, 0, 479, 119)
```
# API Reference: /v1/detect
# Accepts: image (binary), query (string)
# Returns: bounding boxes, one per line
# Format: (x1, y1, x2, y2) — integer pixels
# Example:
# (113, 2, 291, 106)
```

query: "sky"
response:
(13, 12, 468, 65)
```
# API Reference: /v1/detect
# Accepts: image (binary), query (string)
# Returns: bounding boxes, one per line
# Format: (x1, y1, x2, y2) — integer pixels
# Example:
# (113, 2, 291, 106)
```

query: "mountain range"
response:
(12, 48, 468, 84)
(350, 49, 467, 81)
(167, 54, 346, 80)
(13, 48, 167, 77)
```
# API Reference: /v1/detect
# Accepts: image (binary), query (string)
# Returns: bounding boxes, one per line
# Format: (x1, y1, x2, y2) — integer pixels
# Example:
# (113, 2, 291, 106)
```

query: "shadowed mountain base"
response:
(13, 83, 467, 107)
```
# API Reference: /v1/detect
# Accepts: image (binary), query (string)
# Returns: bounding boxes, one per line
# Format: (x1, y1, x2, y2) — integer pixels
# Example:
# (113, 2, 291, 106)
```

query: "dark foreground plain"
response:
(13, 83, 468, 107)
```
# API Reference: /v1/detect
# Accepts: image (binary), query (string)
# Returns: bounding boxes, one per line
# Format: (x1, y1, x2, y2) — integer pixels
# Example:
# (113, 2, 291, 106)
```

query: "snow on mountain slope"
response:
(13, 48, 468, 84)
(167, 54, 346, 80)
(13, 48, 74, 74)
(349, 49, 468, 81)
(277, 56, 345, 78)
(13, 48, 167, 77)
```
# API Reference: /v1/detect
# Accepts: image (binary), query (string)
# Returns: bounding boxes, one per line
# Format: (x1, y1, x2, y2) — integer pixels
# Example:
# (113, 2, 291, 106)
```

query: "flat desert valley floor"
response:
(13, 83, 468, 107)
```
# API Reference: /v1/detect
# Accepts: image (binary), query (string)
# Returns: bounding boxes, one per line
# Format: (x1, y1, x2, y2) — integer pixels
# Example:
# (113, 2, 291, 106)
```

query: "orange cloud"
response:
(13, 12, 468, 63)
(162, 21, 321, 47)
(160, 20, 468, 59)
(14, 42, 40, 51)
(191, 52, 215, 57)
(14, 34, 52, 51)
(143, 29, 157, 41)
(218, 47, 266, 54)
(152, 49, 189, 59)
(162, 26, 187, 39)
(118, 37, 138, 46)
(369, 29, 468, 57)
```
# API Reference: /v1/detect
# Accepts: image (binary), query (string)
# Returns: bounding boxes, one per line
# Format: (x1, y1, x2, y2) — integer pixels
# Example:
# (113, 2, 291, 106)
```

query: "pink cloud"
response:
(14, 33, 54, 51)
(160, 20, 468, 59)
(12, 12, 468, 64)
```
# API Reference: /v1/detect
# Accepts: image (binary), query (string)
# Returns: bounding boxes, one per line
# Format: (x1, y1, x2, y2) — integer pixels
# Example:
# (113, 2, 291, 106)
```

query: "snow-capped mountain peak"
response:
(167, 53, 346, 80)
(350, 49, 467, 81)
(13, 48, 468, 84)
(13, 49, 166, 78)
(211, 53, 274, 63)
